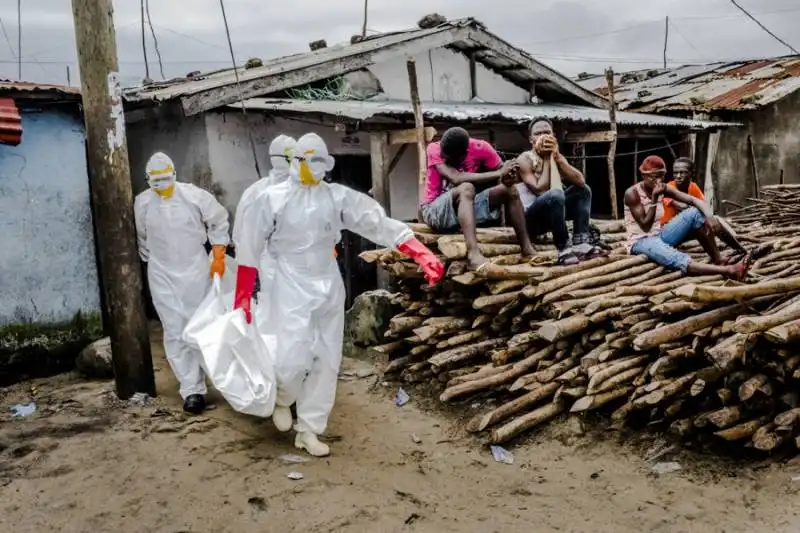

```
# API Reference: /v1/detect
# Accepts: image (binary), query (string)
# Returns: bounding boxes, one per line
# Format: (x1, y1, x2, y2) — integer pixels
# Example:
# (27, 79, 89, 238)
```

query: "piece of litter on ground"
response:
(280, 454, 310, 464)
(128, 392, 151, 407)
(651, 461, 682, 475)
(791, 475, 800, 482)
(287, 472, 304, 480)
(9, 402, 36, 418)
(411, 434, 422, 444)
(356, 369, 375, 379)
(395, 387, 410, 407)
(490, 445, 514, 465)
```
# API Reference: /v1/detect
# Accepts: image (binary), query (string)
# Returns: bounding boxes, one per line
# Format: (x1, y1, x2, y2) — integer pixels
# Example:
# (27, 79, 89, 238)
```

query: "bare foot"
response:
(727, 254, 751, 281)
(520, 243, 537, 258)
(467, 251, 489, 271)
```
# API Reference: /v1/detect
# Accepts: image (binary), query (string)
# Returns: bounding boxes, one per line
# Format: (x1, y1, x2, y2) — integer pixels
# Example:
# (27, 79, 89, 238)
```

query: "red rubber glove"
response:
(397, 237, 444, 286)
(234, 265, 258, 324)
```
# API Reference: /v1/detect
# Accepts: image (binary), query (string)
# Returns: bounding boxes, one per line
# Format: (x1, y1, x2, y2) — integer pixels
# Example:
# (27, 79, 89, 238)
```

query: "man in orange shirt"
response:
(662, 157, 746, 262)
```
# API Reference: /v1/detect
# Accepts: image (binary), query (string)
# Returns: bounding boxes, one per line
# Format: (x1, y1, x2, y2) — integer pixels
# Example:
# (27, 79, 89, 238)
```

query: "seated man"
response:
(662, 157, 747, 263)
(420, 127, 536, 269)
(624, 155, 749, 279)
(516, 118, 603, 265)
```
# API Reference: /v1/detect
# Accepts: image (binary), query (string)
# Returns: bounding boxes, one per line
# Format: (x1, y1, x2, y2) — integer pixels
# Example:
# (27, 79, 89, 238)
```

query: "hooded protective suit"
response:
(234, 133, 442, 455)
(134, 152, 230, 401)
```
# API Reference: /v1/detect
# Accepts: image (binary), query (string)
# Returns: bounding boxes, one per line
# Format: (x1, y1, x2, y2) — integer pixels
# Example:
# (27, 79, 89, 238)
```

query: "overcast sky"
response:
(0, 0, 798, 87)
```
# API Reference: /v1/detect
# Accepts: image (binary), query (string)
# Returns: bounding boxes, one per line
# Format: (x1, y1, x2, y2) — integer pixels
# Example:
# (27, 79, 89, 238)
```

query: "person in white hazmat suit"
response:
(232, 135, 297, 327)
(134, 152, 231, 415)
(233, 133, 444, 456)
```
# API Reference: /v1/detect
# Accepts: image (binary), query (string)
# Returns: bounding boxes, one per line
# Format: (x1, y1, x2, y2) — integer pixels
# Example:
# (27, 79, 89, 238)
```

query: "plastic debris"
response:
(490, 445, 514, 465)
(395, 387, 410, 407)
(280, 454, 310, 464)
(651, 461, 682, 475)
(128, 392, 151, 407)
(287, 472, 304, 480)
(9, 402, 36, 418)
(411, 434, 422, 444)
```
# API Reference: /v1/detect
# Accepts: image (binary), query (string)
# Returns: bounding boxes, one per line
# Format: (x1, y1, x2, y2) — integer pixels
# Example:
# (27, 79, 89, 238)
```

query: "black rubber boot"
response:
(183, 394, 206, 415)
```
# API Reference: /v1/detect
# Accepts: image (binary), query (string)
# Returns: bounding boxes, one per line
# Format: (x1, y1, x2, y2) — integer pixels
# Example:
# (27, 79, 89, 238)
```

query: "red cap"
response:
(639, 155, 666, 174)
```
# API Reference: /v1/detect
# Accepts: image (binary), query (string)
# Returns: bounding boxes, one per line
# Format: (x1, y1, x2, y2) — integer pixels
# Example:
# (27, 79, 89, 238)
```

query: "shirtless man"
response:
(420, 127, 536, 269)
(624, 155, 748, 278)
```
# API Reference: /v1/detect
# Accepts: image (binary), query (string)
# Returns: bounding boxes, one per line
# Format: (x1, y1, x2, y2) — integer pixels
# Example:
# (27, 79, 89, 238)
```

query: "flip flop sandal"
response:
(734, 253, 752, 281)
(557, 252, 580, 266)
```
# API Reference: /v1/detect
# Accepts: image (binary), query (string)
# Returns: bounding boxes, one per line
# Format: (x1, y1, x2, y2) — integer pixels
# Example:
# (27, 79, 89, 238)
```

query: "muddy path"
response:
(1, 334, 799, 533)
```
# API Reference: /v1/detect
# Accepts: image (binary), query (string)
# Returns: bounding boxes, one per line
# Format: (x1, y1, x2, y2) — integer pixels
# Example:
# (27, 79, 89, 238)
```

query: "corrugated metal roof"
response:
(0, 97, 22, 145)
(234, 97, 736, 130)
(0, 80, 80, 99)
(574, 57, 800, 112)
(124, 17, 607, 115)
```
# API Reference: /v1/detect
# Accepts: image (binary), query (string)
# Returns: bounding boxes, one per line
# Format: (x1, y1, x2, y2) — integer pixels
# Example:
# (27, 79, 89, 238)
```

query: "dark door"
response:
(328, 154, 377, 308)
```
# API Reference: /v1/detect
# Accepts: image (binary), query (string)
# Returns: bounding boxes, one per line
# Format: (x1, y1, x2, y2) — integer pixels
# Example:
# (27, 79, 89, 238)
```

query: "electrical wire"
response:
(144, 0, 165, 79)
(729, 0, 799, 55)
(0, 17, 15, 59)
(668, 20, 707, 61)
(140, 0, 150, 80)
(218, 0, 261, 177)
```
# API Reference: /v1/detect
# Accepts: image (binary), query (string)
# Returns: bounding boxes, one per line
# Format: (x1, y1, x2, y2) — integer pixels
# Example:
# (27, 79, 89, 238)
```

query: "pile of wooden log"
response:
(363, 220, 800, 455)
(727, 184, 800, 229)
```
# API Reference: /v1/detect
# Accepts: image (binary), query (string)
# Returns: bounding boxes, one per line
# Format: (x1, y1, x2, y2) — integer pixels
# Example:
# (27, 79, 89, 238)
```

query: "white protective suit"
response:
(134, 153, 230, 399)
(236, 133, 413, 437)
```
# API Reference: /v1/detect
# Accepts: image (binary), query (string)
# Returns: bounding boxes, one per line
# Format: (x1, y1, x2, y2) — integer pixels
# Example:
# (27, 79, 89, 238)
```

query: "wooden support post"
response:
(406, 59, 427, 217)
(633, 138, 639, 182)
(605, 68, 619, 219)
(747, 134, 760, 198)
(469, 52, 478, 100)
(580, 143, 587, 181)
(72, 0, 156, 399)
(369, 132, 390, 213)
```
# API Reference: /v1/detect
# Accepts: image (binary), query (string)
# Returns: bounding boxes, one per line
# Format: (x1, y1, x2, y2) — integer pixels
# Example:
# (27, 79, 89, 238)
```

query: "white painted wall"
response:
(205, 112, 371, 217)
(368, 47, 529, 104)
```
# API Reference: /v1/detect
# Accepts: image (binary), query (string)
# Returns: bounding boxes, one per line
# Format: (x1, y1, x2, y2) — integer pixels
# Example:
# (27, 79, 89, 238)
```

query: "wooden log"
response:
(774, 408, 800, 427)
(428, 338, 509, 369)
(439, 346, 555, 401)
(538, 315, 590, 342)
(471, 382, 560, 433)
(617, 275, 721, 297)
(593, 367, 644, 394)
(634, 298, 772, 351)
(764, 318, 800, 344)
(733, 300, 800, 334)
(390, 316, 424, 334)
(753, 427, 785, 452)
(446, 363, 510, 387)
(632, 372, 695, 408)
(413, 318, 471, 342)
(438, 241, 521, 260)
(542, 263, 656, 305)
(706, 333, 754, 372)
(675, 277, 800, 303)
(436, 330, 485, 349)
(474, 291, 521, 310)
(570, 386, 632, 413)
(371, 340, 404, 356)
(705, 406, 743, 429)
(384, 355, 415, 374)
(489, 401, 565, 444)
(587, 355, 649, 394)
(739, 374, 771, 402)
(714, 417, 770, 441)
(529, 256, 646, 298)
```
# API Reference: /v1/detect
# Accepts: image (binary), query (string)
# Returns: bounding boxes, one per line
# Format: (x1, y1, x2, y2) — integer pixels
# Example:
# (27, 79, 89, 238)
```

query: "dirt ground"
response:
(2, 330, 800, 533)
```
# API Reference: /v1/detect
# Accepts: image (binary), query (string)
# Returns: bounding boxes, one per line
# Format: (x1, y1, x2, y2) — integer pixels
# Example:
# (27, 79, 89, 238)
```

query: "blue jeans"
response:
(631, 207, 705, 272)
(524, 185, 592, 250)
(421, 188, 500, 231)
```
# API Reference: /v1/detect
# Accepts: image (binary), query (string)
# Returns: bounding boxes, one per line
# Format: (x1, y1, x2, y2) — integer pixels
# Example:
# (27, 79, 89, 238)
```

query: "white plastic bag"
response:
(183, 273, 277, 418)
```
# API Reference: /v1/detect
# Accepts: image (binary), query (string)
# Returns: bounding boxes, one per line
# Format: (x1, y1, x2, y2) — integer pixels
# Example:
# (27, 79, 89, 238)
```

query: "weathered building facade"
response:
(578, 57, 800, 211)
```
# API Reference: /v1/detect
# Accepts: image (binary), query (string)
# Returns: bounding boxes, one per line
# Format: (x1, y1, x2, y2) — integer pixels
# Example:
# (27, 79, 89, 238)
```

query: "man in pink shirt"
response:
(421, 127, 536, 269)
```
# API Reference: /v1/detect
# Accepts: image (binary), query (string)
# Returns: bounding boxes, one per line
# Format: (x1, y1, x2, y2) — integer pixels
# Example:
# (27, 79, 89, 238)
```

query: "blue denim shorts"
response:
(421, 188, 500, 231)
(630, 207, 706, 272)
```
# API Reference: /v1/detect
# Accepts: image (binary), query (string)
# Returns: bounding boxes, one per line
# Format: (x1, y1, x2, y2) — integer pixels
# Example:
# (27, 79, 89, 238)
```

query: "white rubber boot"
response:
(272, 405, 293, 432)
(294, 431, 330, 457)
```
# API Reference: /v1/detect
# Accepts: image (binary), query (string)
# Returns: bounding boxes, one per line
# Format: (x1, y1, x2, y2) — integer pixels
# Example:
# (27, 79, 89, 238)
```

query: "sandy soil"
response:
(2, 330, 800, 533)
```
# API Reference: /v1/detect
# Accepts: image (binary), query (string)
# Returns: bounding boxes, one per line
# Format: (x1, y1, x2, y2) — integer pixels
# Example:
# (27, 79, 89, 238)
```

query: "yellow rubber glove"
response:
(210, 245, 226, 278)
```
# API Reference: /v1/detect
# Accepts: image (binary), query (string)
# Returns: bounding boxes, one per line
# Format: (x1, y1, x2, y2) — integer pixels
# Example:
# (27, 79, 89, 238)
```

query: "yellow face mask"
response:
(154, 184, 175, 198)
(299, 160, 320, 186)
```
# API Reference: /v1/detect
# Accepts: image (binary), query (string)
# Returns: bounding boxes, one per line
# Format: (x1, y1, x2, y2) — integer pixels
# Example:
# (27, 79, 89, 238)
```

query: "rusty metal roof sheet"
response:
(234, 97, 738, 130)
(575, 56, 800, 112)
(123, 17, 606, 115)
(0, 80, 80, 99)
(0, 97, 22, 145)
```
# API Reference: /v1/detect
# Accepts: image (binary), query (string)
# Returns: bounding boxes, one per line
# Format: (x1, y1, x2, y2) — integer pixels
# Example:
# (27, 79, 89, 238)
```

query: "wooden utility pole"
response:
(663, 16, 669, 69)
(605, 68, 619, 219)
(406, 59, 427, 216)
(72, 0, 156, 399)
